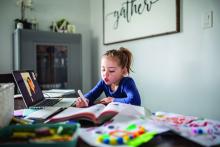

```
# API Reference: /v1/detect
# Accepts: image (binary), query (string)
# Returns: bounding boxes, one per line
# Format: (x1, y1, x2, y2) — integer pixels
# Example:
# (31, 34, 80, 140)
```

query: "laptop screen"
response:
(12, 70, 45, 107)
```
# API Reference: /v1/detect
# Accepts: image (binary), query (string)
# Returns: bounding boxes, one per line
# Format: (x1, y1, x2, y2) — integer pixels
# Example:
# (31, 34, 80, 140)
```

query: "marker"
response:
(77, 90, 88, 106)
(22, 117, 35, 124)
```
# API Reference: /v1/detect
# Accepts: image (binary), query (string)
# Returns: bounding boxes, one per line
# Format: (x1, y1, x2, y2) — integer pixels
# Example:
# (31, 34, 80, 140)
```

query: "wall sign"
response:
(103, 0, 180, 45)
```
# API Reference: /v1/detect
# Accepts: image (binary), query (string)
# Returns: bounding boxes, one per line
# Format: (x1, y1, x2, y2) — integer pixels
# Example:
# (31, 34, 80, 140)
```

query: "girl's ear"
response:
(122, 67, 128, 76)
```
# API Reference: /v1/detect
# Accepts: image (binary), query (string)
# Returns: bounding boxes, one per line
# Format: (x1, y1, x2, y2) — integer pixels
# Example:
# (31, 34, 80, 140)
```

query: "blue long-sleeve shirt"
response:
(84, 77, 141, 106)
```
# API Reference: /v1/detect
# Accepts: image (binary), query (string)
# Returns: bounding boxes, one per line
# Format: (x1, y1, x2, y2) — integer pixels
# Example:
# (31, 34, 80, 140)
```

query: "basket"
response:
(0, 83, 14, 128)
(0, 123, 80, 147)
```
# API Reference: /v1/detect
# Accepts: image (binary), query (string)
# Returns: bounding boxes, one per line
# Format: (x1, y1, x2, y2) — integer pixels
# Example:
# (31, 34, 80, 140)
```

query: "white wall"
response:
(0, 0, 92, 91)
(90, 0, 220, 120)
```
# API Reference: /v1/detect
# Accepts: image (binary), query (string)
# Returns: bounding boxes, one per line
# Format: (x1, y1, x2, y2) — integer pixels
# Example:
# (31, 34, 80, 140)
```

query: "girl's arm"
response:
(113, 78, 141, 106)
(84, 80, 104, 105)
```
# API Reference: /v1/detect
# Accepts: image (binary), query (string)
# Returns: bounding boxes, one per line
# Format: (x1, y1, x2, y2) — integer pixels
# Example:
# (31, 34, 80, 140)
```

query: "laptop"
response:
(12, 70, 77, 109)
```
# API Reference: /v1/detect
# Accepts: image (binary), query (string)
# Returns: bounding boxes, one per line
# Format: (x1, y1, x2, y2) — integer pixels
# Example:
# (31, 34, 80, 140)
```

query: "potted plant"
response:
(15, 0, 33, 29)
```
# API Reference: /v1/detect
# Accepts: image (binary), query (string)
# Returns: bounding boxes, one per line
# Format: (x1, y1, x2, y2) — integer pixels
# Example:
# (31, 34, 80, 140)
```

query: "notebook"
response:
(12, 70, 77, 109)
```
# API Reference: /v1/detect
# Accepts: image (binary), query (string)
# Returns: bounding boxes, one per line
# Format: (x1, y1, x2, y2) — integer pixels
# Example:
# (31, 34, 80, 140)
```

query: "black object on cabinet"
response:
(13, 29, 82, 90)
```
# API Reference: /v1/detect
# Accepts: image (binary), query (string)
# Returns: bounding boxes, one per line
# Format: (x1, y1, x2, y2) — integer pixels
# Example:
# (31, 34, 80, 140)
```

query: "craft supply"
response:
(12, 117, 29, 125)
(152, 111, 220, 146)
(22, 117, 35, 124)
(0, 123, 80, 146)
(12, 132, 36, 138)
(96, 124, 155, 146)
(57, 126, 64, 134)
(35, 127, 54, 136)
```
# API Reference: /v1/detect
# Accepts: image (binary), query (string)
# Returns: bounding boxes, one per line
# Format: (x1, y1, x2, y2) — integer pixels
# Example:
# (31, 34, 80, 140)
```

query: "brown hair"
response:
(103, 47, 133, 74)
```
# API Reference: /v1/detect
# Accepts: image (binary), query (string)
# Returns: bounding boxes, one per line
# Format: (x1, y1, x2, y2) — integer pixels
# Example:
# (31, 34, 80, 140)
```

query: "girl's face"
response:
(101, 56, 126, 85)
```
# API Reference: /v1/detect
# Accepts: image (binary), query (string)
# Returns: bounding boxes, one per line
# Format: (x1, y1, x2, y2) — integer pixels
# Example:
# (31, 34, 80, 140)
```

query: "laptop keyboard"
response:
(35, 99, 61, 107)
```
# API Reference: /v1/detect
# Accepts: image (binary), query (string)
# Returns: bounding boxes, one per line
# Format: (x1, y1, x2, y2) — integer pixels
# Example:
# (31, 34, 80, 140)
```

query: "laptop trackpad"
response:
(53, 98, 77, 107)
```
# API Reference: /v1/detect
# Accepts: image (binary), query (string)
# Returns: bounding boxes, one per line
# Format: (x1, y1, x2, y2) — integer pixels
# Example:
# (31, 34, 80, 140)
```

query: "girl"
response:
(75, 47, 141, 107)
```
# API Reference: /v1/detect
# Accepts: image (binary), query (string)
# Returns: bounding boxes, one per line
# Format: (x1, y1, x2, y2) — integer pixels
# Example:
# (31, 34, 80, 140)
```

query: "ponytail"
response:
(103, 47, 133, 74)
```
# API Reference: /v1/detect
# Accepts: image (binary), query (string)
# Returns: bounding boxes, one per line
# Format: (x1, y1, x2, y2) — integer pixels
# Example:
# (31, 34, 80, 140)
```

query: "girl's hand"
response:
(97, 97, 113, 105)
(75, 97, 89, 108)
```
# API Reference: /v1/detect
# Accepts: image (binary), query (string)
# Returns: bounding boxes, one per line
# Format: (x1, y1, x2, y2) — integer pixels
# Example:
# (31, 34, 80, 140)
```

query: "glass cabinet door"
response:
(36, 44, 67, 90)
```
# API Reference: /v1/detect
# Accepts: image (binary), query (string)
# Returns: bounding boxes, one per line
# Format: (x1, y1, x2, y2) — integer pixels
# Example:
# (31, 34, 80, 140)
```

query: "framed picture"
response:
(103, 0, 180, 45)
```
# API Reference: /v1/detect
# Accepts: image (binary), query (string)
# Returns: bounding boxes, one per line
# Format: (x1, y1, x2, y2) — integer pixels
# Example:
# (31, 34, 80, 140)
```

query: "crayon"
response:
(12, 117, 29, 125)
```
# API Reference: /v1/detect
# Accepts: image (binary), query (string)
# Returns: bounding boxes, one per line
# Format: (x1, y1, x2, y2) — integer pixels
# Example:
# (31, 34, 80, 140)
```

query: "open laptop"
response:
(12, 70, 77, 109)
